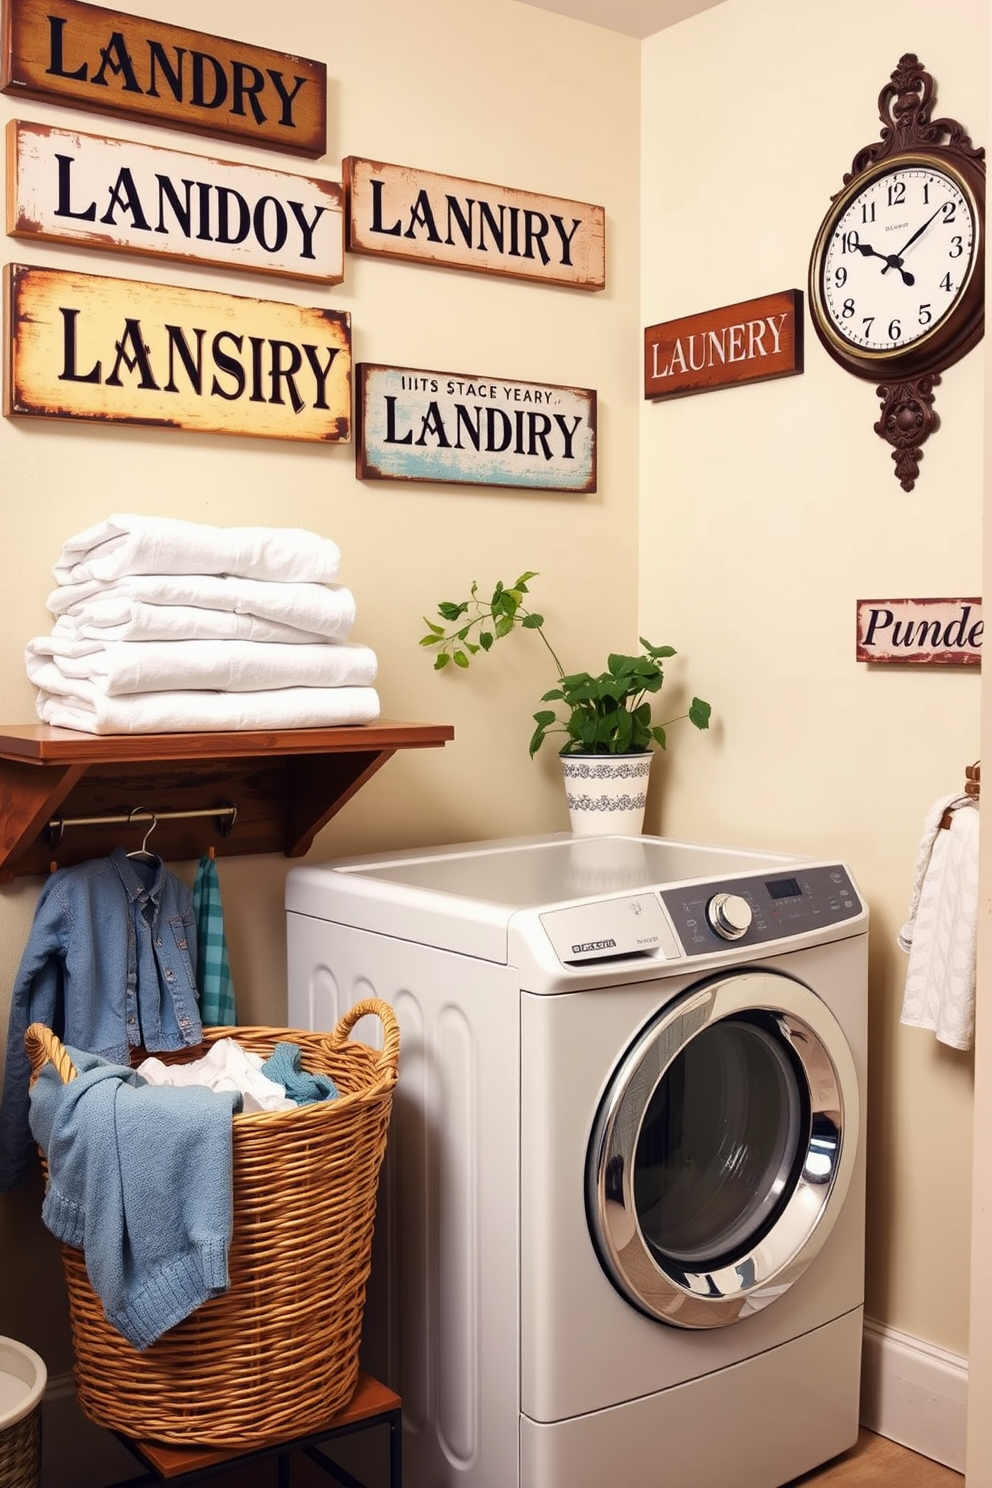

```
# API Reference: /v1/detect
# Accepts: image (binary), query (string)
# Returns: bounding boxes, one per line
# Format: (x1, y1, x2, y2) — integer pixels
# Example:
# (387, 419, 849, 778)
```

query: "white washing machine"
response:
(286, 832, 868, 1488)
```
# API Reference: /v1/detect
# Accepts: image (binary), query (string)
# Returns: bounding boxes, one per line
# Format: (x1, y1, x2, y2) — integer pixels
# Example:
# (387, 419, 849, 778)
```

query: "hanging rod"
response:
(939, 763, 980, 829)
(47, 802, 238, 850)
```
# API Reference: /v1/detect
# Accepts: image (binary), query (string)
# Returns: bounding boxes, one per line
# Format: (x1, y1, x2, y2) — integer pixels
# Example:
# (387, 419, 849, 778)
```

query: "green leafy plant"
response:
(420, 572, 712, 758)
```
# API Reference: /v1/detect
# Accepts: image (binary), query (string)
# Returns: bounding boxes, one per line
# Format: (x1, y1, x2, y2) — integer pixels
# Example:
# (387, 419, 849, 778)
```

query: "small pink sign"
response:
(856, 598, 982, 666)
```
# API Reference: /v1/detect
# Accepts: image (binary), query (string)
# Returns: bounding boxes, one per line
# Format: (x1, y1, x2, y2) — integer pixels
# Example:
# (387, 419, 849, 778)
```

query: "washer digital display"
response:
(767, 877, 802, 900)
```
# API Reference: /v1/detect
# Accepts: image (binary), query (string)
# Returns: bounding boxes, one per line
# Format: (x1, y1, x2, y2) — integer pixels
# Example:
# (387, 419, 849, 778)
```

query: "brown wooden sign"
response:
(357, 363, 596, 491)
(5, 263, 351, 443)
(345, 157, 605, 290)
(1, 0, 327, 155)
(7, 120, 344, 282)
(857, 598, 982, 665)
(644, 289, 803, 400)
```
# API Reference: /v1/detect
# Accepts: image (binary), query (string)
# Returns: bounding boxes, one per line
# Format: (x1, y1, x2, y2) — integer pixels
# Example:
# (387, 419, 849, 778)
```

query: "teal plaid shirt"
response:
(192, 854, 236, 1026)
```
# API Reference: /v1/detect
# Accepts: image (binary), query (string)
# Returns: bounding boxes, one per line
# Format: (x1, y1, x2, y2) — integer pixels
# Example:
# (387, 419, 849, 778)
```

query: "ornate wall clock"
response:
(808, 55, 985, 490)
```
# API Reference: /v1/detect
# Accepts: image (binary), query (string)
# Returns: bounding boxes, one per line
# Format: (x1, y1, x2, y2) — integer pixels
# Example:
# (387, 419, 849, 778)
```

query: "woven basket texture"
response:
(0, 1407, 41, 1488)
(25, 1001, 398, 1448)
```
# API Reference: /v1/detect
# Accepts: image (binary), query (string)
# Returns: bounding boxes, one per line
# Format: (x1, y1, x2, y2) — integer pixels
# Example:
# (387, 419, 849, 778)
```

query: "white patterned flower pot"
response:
(559, 752, 653, 836)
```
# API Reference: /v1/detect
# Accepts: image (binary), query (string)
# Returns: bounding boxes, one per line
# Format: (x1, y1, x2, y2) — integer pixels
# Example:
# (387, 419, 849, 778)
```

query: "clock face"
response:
(813, 158, 980, 361)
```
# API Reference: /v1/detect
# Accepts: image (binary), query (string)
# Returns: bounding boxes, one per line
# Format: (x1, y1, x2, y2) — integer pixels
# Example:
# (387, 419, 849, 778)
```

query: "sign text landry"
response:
(1, 0, 327, 154)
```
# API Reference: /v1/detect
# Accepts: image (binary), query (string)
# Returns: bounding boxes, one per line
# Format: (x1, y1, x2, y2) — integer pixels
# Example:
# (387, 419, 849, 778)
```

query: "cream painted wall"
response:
(641, 0, 984, 1360)
(0, 0, 642, 1386)
(1, 0, 983, 1450)
(966, 17, 992, 1480)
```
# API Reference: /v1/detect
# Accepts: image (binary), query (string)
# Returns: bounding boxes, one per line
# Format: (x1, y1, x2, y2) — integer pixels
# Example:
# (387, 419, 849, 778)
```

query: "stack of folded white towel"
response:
(25, 514, 381, 734)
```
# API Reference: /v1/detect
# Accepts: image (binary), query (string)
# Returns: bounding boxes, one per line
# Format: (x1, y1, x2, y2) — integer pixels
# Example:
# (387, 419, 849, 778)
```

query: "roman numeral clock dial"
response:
(808, 56, 985, 490)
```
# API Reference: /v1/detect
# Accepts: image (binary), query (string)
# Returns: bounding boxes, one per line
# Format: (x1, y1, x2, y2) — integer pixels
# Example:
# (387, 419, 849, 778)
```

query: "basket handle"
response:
(25, 1023, 78, 1085)
(330, 998, 400, 1075)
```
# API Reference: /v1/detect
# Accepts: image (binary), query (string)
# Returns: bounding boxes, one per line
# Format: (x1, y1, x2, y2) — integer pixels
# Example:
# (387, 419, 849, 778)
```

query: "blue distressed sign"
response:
(356, 363, 596, 492)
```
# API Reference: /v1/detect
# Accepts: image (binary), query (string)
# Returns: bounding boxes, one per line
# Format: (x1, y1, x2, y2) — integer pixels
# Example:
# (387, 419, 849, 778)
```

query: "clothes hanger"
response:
(126, 806, 159, 860)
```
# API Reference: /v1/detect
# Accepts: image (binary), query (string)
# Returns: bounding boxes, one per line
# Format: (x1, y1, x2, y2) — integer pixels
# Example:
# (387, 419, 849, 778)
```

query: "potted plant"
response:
(420, 572, 712, 834)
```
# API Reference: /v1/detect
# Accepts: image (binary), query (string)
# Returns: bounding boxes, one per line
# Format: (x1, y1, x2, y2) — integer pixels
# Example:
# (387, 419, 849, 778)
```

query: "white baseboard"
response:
(861, 1317, 969, 1472)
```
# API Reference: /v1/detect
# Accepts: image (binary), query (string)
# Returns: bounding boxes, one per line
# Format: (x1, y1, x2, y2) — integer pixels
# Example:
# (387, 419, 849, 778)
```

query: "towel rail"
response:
(47, 802, 238, 850)
(939, 762, 980, 829)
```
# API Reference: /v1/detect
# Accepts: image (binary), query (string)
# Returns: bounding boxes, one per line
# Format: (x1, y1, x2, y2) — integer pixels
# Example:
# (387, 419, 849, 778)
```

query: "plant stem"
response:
(529, 613, 566, 680)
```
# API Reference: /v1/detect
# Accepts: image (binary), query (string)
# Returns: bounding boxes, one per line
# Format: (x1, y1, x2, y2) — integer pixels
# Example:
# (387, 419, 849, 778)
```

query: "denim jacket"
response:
(0, 850, 203, 1189)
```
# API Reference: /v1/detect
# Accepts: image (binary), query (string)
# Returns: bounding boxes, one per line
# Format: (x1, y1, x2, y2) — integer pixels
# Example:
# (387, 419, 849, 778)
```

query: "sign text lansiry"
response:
(5, 264, 352, 443)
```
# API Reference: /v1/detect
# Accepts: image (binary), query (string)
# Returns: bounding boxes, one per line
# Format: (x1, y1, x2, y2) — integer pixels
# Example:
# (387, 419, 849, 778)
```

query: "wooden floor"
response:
(191, 1428, 961, 1487)
(788, 1429, 962, 1486)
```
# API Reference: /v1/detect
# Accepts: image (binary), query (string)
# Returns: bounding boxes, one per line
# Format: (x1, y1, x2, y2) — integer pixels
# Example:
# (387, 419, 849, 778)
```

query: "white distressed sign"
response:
(856, 598, 982, 665)
(5, 263, 351, 443)
(6, 120, 344, 282)
(345, 157, 606, 290)
(357, 363, 596, 490)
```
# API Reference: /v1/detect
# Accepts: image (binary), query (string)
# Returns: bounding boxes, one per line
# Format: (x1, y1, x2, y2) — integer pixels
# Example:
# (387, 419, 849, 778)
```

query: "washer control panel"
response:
(661, 864, 862, 957)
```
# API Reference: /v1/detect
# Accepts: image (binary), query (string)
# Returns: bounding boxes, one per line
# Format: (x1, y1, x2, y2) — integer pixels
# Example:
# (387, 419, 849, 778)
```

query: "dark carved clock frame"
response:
(809, 55, 985, 491)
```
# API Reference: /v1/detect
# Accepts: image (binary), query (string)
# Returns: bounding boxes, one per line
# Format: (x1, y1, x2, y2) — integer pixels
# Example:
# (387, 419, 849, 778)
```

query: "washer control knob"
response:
(707, 893, 753, 941)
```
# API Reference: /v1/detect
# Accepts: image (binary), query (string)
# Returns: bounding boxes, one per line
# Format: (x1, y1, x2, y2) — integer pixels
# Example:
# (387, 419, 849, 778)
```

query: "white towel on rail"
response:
(48, 574, 357, 642)
(34, 685, 381, 735)
(53, 514, 341, 587)
(899, 797, 980, 1050)
(897, 793, 970, 953)
(26, 639, 378, 697)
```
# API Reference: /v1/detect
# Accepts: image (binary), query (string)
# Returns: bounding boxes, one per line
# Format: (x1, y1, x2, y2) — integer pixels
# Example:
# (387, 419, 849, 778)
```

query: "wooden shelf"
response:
(0, 720, 454, 882)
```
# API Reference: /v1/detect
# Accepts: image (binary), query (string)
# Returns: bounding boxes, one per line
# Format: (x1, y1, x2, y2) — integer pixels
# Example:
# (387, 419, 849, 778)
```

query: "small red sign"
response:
(644, 289, 803, 401)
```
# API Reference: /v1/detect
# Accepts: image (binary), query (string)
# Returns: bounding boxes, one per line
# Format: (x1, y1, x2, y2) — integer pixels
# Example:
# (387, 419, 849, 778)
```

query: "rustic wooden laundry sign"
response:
(345, 157, 606, 290)
(856, 598, 982, 665)
(6, 121, 345, 282)
(357, 363, 596, 490)
(1, 0, 327, 155)
(5, 263, 351, 443)
(644, 289, 803, 400)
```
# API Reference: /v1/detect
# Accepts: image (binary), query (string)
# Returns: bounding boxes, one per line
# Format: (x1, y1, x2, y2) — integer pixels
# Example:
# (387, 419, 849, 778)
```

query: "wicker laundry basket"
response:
(0, 1337, 46, 1488)
(25, 1001, 398, 1449)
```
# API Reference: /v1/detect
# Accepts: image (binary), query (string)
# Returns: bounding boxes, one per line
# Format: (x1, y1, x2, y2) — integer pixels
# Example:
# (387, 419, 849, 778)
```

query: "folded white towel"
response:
(53, 514, 341, 586)
(35, 685, 381, 735)
(26, 639, 378, 697)
(53, 607, 333, 646)
(899, 799, 980, 1050)
(48, 574, 357, 642)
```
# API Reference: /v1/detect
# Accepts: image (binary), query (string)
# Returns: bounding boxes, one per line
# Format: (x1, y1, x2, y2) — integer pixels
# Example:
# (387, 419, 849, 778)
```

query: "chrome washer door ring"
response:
(586, 971, 859, 1329)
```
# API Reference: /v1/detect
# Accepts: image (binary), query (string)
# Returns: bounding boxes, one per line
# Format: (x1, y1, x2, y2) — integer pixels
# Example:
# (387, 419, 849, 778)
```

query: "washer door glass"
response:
(635, 1013, 807, 1268)
(587, 970, 859, 1329)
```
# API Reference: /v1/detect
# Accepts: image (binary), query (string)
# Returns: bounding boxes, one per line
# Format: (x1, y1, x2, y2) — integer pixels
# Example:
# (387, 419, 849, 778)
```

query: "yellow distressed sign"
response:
(4, 263, 351, 442)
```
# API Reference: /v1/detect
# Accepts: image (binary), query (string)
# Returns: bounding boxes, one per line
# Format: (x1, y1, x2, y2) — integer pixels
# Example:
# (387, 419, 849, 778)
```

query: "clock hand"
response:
(854, 242, 914, 286)
(883, 206, 944, 270)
